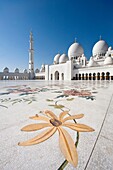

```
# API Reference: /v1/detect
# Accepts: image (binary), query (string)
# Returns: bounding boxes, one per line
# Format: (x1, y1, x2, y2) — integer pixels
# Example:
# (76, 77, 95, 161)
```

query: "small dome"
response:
(54, 54, 60, 64)
(104, 56, 113, 65)
(59, 54, 68, 64)
(23, 69, 28, 73)
(88, 57, 97, 67)
(3, 67, 9, 73)
(92, 40, 108, 56)
(68, 42, 84, 60)
(108, 46, 112, 51)
(35, 68, 39, 73)
(14, 68, 19, 73)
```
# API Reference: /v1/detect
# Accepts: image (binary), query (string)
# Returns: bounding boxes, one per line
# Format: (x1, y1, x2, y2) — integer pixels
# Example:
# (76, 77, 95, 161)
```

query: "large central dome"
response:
(92, 40, 108, 56)
(68, 42, 84, 60)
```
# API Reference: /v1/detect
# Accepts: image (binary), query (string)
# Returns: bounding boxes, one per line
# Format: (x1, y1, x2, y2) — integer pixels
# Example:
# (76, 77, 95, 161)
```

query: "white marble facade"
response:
(36, 37, 113, 81)
(0, 67, 29, 80)
(1, 33, 113, 80)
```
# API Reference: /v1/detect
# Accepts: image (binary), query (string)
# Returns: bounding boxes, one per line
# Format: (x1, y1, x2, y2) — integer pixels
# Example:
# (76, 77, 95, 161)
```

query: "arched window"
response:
(101, 72, 105, 80)
(82, 60, 84, 65)
(89, 73, 92, 80)
(75, 74, 78, 80)
(93, 73, 96, 80)
(86, 73, 88, 80)
(61, 73, 64, 80)
(55, 71, 59, 80)
(79, 74, 81, 80)
(51, 74, 53, 80)
(106, 72, 110, 80)
(82, 73, 84, 80)
(97, 72, 100, 80)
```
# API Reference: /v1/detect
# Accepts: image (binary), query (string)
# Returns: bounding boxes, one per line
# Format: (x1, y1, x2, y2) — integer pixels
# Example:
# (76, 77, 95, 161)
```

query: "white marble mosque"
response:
(0, 33, 113, 80)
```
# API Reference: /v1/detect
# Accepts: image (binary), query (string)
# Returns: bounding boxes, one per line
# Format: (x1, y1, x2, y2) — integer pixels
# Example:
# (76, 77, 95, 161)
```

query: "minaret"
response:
(29, 31, 34, 79)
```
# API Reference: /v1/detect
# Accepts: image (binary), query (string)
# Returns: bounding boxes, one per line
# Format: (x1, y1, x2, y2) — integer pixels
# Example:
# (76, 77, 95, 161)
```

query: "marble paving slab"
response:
(0, 80, 113, 170)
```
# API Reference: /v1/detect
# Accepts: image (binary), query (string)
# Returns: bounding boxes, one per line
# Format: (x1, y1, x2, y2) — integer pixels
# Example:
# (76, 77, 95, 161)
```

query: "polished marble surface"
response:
(0, 80, 113, 170)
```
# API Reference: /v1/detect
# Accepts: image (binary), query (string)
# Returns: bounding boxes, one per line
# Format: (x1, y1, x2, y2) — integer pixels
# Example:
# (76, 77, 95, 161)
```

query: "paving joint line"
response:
(84, 93, 113, 170)
(100, 134, 113, 142)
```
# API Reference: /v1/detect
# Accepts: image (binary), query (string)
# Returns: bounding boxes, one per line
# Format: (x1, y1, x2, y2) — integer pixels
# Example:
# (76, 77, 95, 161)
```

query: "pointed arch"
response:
(93, 73, 96, 80)
(51, 74, 53, 80)
(79, 74, 81, 80)
(101, 72, 105, 80)
(82, 73, 84, 80)
(61, 73, 64, 80)
(89, 73, 92, 80)
(55, 71, 59, 80)
(97, 72, 100, 80)
(75, 74, 78, 80)
(86, 73, 88, 80)
(106, 72, 110, 80)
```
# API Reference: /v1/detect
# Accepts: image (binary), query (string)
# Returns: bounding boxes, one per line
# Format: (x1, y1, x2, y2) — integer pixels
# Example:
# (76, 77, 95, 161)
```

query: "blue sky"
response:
(0, 0, 113, 71)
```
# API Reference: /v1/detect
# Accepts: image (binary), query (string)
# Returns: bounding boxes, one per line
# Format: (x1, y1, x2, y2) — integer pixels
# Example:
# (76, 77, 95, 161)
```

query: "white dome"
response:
(59, 54, 68, 64)
(23, 69, 28, 73)
(92, 40, 108, 56)
(104, 56, 113, 65)
(14, 68, 19, 73)
(68, 42, 84, 60)
(3, 67, 9, 73)
(54, 54, 60, 64)
(108, 46, 112, 51)
(88, 57, 97, 67)
(35, 68, 39, 73)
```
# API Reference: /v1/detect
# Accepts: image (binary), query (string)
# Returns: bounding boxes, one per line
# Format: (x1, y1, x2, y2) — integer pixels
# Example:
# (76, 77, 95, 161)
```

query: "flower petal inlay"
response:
(58, 127, 78, 167)
(59, 111, 69, 121)
(62, 114, 84, 122)
(44, 110, 58, 119)
(21, 123, 52, 132)
(19, 110, 95, 168)
(63, 122, 95, 132)
(18, 127, 57, 146)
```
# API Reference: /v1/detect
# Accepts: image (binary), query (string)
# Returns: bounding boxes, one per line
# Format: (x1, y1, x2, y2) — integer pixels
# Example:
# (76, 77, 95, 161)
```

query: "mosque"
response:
(35, 35, 113, 81)
(0, 32, 113, 81)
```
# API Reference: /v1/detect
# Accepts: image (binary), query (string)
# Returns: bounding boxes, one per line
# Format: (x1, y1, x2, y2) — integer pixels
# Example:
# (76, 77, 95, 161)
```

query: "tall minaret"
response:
(29, 31, 34, 79)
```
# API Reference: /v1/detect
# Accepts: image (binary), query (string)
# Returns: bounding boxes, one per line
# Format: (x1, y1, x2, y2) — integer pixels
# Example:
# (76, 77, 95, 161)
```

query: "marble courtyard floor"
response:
(0, 80, 113, 170)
